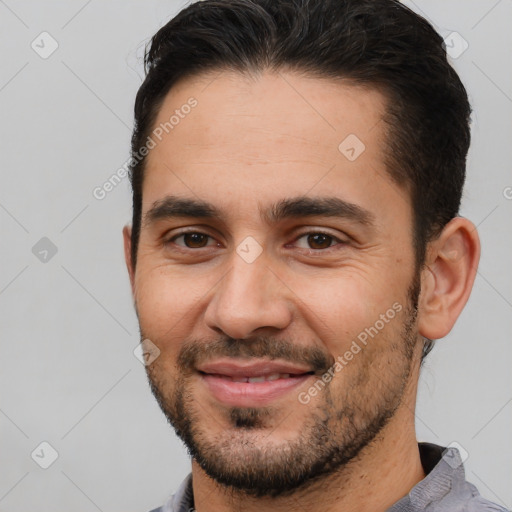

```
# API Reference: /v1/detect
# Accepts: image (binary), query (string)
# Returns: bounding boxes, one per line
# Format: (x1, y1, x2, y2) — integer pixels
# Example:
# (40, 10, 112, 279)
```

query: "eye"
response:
(164, 229, 347, 253)
(292, 231, 347, 251)
(167, 232, 219, 249)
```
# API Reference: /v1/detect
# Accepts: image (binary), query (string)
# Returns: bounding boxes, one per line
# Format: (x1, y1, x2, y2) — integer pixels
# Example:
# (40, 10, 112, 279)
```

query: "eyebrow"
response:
(144, 194, 376, 228)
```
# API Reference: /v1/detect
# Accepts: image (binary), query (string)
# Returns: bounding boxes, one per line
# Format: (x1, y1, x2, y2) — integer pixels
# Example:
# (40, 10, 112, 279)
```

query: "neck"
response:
(191, 365, 425, 512)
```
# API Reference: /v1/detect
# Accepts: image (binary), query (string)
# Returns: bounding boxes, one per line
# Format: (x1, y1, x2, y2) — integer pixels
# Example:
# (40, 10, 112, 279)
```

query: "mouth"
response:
(197, 359, 316, 407)
(202, 372, 313, 383)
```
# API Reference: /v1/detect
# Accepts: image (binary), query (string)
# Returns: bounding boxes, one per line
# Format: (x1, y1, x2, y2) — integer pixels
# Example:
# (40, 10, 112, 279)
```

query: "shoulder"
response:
(443, 476, 510, 512)
(462, 494, 509, 512)
(412, 443, 509, 512)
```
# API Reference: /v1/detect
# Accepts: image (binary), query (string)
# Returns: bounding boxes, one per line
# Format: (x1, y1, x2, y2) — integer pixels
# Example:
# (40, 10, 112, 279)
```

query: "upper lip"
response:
(197, 359, 314, 378)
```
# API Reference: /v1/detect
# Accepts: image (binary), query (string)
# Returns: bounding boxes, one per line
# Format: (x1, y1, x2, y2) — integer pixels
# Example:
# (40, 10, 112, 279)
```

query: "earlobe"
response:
(418, 217, 480, 340)
(122, 225, 135, 295)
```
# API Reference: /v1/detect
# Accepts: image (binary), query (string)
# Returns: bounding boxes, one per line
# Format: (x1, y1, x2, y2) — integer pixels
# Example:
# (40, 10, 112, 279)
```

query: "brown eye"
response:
(292, 231, 348, 252)
(182, 233, 209, 248)
(168, 232, 215, 249)
(306, 233, 334, 250)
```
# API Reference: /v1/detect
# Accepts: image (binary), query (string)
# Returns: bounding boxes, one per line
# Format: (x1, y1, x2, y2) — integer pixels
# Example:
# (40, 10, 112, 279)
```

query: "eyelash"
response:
(164, 229, 348, 253)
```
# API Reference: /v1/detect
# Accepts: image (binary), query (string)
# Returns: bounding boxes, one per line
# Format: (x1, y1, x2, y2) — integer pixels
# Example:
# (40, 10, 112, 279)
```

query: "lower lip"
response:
(200, 373, 313, 407)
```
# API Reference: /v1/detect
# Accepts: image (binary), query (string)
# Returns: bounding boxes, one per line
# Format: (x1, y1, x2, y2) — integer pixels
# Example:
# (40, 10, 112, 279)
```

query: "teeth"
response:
(228, 373, 293, 382)
(247, 376, 265, 383)
(212, 373, 303, 382)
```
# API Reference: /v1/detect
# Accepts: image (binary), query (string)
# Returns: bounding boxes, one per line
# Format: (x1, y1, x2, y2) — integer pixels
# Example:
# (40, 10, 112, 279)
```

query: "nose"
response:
(203, 251, 293, 340)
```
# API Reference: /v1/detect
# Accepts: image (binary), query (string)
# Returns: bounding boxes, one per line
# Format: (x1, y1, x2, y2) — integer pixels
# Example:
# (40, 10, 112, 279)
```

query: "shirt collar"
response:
(388, 442, 472, 511)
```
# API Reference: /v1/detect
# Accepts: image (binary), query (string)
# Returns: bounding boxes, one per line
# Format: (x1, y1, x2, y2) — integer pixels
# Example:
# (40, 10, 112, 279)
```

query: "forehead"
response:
(142, 70, 410, 228)
(149, 70, 386, 164)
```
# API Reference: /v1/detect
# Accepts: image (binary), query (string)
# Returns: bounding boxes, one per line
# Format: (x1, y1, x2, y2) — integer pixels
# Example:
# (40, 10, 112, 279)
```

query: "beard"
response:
(143, 273, 421, 498)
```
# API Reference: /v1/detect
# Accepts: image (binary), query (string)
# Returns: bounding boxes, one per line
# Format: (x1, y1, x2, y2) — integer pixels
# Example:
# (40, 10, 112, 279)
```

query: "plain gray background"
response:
(0, 1, 511, 511)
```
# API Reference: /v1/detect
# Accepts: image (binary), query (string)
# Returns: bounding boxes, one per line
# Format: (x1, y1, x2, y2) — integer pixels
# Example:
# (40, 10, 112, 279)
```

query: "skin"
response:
(123, 70, 480, 512)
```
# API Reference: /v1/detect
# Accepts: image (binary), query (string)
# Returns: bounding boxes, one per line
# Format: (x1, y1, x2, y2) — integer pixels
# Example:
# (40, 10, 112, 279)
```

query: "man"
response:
(123, 0, 507, 511)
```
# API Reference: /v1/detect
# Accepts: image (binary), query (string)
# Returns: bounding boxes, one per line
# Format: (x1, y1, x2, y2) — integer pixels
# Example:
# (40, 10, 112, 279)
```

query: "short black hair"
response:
(129, 0, 470, 362)
(129, 0, 471, 273)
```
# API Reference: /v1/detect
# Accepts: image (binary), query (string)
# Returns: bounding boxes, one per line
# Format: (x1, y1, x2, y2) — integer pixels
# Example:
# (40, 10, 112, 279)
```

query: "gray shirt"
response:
(150, 443, 509, 512)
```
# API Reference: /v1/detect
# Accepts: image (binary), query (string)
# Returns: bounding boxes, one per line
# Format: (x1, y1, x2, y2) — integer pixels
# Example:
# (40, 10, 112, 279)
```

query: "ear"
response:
(418, 217, 480, 340)
(123, 225, 136, 295)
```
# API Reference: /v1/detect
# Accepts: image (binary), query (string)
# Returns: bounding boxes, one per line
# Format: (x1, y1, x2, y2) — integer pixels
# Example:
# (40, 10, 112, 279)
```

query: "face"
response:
(128, 71, 422, 496)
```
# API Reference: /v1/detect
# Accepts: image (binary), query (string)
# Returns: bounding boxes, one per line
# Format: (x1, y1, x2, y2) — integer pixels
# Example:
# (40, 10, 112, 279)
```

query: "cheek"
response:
(134, 266, 199, 343)
(294, 272, 406, 354)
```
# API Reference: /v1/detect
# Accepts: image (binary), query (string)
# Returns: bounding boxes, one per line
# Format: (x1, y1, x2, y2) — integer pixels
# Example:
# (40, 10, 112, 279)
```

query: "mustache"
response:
(176, 335, 335, 374)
